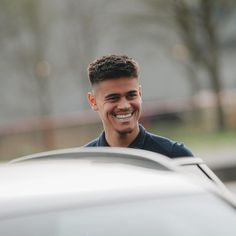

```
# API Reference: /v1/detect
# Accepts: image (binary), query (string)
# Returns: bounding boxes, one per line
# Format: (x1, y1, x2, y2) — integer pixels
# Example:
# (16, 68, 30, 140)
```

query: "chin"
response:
(116, 126, 134, 136)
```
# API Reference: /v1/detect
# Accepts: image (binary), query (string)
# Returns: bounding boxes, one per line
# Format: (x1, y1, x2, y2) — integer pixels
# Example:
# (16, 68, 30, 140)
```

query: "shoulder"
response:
(84, 138, 99, 147)
(145, 131, 193, 158)
(171, 142, 194, 157)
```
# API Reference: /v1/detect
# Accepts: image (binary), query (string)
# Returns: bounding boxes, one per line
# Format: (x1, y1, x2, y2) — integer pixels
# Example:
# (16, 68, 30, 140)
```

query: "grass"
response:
(149, 120, 236, 152)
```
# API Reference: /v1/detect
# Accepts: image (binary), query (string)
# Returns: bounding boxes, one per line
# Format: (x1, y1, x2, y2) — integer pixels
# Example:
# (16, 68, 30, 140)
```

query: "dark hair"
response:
(87, 54, 140, 85)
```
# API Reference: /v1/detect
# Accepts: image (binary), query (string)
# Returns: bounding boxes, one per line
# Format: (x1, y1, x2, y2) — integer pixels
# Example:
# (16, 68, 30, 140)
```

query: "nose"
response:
(117, 97, 130, 110)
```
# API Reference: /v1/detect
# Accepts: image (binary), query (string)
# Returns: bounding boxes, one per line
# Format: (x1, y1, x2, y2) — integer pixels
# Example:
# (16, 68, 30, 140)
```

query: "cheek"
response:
(100, 103, 114, 114)
(132, 99, 142, 108)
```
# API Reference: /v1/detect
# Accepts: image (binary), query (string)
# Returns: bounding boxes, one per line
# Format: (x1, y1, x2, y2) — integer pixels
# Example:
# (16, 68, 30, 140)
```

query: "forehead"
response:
(93, 77, 140, 95)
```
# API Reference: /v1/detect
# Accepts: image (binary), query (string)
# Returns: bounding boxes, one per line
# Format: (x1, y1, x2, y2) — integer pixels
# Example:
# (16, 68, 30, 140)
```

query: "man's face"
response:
(88, 77, 142, 135)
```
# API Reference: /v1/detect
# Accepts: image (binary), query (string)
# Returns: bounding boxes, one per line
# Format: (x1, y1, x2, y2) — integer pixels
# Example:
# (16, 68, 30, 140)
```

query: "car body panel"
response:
(1, 158, 205, 218)
(1, 148, 236, 235)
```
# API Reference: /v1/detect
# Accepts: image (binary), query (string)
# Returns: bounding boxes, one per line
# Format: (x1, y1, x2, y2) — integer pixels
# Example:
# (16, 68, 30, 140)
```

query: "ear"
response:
(138, 85, 142, 96)
(87, 92, 98, 111)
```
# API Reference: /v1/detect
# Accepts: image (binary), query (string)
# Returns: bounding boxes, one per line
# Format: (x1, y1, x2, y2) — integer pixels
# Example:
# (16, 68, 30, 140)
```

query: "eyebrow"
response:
(127, 90, 138, 94)
(104, 93, 120, 100)
(104, 90, 138, 100)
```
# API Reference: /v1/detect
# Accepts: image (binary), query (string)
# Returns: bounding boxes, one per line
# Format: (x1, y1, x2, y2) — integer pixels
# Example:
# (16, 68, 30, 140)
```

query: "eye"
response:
(105, 95, 120, 102)
(126, 92, 138, 99)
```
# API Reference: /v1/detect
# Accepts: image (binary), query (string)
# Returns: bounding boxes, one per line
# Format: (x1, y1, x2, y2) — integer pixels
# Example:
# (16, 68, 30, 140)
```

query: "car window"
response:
(0, 193, 235, 236)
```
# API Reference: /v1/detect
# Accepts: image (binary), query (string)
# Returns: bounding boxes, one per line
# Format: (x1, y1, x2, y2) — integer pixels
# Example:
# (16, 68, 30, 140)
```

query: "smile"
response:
(113, 112, 134, 121)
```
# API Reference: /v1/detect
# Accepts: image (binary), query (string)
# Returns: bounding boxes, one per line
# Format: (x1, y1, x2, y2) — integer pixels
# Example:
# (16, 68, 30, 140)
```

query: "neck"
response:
(105, 125, 140, 147)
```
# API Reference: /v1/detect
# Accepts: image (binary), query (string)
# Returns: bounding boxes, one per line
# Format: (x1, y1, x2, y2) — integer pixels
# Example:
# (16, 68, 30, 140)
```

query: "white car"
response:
(0, 147, 236, 236)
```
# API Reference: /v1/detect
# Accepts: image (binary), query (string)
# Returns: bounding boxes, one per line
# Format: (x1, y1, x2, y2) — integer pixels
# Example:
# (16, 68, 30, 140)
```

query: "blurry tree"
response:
(123, 0, 236, 131)
(0, 0, 54, 148)
(172, 0, 235, 131)
(0, 0, 113, 149)
(63, 0, 110, 109)
(26, 0, 55, 149)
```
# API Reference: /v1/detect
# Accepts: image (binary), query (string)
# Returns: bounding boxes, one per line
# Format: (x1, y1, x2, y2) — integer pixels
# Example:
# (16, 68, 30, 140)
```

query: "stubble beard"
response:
(117, 127, 133, 138)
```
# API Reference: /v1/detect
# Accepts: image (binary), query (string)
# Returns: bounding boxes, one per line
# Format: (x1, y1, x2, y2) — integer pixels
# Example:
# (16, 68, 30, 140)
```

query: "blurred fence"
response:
(1, 90, 236, 161)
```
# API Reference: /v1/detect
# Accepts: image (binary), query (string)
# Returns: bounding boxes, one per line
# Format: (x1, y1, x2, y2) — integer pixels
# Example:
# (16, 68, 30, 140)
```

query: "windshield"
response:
(0, 193, 235, 236)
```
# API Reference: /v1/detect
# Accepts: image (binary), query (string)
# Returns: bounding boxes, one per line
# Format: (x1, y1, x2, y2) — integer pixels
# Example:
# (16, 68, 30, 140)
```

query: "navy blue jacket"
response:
(84, 125, 193, 158)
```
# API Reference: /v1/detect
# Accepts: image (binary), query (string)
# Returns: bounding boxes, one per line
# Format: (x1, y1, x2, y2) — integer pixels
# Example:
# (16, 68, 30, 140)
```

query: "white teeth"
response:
(115, 113, 132, 119)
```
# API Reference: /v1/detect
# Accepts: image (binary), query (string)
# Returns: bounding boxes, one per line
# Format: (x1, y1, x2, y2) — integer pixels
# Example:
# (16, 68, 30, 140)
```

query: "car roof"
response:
(8, 147, 228, 189)
(1, 147, 235, 218)
(9, 147, 176, 170)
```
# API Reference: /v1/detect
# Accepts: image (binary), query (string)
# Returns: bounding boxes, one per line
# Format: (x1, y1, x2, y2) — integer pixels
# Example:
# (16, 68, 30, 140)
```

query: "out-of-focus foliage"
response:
(124, 0, 236, 131)
(0, 0, 235, 160)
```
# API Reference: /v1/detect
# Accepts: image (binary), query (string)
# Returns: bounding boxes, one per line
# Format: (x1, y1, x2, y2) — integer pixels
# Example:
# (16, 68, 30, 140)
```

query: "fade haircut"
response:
(87, 54, 140, 85)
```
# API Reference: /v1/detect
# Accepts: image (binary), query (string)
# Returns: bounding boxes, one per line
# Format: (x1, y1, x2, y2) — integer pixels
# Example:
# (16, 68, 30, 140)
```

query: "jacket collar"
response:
(97, 124, 146, 148)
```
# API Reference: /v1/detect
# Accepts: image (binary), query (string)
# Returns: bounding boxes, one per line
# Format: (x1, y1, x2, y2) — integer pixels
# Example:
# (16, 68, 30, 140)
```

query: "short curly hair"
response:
(87, 54, 140, 85)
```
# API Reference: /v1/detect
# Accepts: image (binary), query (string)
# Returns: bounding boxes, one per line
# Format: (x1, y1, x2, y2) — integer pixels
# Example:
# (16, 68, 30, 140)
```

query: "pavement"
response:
(196, 147, 236, 169)
(196, 147, 236, 194)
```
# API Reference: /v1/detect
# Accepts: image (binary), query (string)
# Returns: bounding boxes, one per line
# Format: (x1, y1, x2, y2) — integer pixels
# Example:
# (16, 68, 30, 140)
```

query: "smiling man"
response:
(84, 54, 193, 158)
